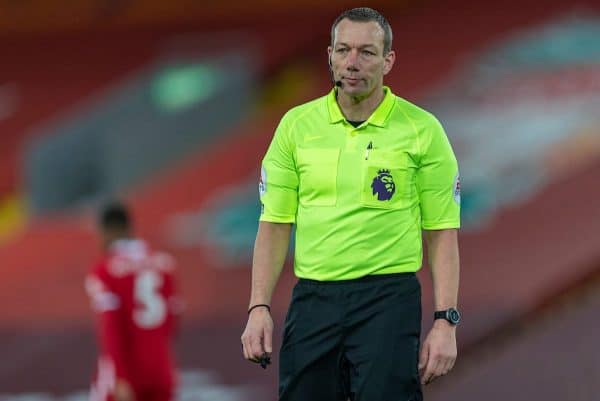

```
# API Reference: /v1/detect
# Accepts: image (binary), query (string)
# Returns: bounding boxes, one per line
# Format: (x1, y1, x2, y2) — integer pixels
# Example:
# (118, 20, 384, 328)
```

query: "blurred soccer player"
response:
(86, 202, 179, 401)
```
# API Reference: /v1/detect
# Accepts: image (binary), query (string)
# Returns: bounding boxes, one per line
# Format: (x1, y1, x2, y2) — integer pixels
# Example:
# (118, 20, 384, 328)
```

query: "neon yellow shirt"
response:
(259, 86, 460, 281)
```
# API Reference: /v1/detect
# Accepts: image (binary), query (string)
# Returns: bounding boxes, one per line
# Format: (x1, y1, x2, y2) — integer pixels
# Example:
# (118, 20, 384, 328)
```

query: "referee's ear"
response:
(383, 50, 396, 75)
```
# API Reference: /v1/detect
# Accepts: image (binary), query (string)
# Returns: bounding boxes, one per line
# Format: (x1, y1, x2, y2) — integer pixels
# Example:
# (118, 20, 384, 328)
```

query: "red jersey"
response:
(86, 239, 179, 401)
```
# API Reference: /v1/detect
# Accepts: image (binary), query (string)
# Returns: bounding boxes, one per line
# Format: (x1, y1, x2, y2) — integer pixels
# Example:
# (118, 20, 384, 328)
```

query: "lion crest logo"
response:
(371, 169, 395, 201)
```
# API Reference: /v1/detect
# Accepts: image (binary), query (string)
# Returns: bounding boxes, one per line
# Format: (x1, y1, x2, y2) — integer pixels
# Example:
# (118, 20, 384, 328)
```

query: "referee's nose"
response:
(345, 49, 360, 72)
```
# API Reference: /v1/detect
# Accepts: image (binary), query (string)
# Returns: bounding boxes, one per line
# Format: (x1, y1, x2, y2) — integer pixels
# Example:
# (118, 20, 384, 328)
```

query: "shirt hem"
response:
(421, 220, 460, 230)
(259, 215, 296, 224)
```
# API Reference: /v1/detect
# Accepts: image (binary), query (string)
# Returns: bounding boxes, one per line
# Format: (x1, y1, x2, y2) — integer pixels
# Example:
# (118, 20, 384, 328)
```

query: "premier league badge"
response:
(371, 169, 396, 201)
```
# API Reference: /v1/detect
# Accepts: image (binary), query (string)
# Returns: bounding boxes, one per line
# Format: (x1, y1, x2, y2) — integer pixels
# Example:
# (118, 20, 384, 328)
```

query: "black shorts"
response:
(279, 273, 422, 401)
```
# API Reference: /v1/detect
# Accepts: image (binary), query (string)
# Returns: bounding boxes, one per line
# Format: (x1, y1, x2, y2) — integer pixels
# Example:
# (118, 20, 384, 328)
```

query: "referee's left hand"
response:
(418, 320, 457, 385)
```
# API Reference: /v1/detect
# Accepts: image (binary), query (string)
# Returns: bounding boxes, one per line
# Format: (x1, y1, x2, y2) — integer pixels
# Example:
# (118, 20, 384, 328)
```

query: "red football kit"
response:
(86, 239, 179, 401)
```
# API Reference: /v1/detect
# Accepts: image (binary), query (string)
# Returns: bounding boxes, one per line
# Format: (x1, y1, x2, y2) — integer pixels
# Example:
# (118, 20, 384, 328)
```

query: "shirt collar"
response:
(110, 238, 148, 261)
(327, 86, 396, 127)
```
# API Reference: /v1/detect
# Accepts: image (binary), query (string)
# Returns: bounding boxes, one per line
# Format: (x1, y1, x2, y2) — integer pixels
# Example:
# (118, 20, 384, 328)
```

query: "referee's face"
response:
(328, 19, 395, 99)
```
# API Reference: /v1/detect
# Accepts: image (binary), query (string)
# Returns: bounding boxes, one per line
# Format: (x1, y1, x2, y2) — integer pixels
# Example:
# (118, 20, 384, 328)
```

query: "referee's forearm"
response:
(424, 229, 460, 311)
(249, 221, 293, 308)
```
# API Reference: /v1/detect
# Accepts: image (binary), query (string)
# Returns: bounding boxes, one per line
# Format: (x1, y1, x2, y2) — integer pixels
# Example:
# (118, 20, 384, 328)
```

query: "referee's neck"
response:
(337, 86, 384, 122)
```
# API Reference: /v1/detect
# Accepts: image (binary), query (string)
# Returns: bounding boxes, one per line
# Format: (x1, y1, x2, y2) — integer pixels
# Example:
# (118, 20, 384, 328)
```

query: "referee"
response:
(241, 7, 461, 401)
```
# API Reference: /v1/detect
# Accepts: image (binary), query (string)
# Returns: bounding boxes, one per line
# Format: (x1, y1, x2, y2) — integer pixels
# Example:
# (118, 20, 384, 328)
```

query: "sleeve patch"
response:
(259, 165, 267, 196)
(453, 173, 461, 205)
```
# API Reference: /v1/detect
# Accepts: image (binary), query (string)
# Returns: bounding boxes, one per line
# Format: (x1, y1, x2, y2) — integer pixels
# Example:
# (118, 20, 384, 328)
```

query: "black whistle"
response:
(259, 353, 271, 369)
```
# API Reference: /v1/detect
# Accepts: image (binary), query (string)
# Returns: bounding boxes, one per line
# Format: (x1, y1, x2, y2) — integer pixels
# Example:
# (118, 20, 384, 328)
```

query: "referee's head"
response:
(328, 7, 396, 99)
(98, 201, 132, 249)
(330, 7, 393, 55)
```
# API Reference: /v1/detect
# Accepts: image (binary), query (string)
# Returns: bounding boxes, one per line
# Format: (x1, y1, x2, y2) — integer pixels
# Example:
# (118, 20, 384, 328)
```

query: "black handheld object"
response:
(259, 353, 271, 369)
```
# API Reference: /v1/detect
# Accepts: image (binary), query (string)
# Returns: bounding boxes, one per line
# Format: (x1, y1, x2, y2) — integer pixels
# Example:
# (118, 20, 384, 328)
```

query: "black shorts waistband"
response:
(298, 272, 416, 286)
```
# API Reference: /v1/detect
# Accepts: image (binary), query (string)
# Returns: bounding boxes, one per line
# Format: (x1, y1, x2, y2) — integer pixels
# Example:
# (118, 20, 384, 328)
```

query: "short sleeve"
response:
(416, 116, 461, 230)
(85, 268, 120, 313)
(259, 113, 299, 223)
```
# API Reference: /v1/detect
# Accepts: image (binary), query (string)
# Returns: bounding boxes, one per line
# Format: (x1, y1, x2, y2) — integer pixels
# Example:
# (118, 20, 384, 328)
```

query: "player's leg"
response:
(278, 281, 348, 401)
(343, 274, 423, 401)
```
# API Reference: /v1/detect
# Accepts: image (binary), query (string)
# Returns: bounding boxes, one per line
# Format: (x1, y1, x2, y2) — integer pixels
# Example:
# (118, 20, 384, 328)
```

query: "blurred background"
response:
(1, 0, 599, 400)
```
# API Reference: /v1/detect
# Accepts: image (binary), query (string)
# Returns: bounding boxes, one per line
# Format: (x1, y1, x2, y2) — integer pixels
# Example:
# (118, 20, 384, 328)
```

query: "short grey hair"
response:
(330, 7, 393, 54)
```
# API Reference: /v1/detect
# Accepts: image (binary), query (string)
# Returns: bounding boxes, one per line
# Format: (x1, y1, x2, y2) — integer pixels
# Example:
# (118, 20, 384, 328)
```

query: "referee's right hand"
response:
(241, 307, 273, 364)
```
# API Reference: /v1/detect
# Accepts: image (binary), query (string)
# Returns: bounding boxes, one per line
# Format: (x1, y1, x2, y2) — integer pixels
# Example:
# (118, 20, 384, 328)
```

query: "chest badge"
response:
(371, 169, 396, 201)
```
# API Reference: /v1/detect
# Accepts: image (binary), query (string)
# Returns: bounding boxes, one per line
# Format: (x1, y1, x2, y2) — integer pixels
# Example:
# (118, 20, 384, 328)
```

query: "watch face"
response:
(448, 308, 461, 324)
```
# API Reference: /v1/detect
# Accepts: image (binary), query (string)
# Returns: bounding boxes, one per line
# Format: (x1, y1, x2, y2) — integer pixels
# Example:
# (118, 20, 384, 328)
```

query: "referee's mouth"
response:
(342, 77, 364, 86)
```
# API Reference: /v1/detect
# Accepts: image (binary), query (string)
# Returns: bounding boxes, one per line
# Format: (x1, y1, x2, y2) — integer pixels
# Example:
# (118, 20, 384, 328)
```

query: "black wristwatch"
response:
(434, 308, 461, 325)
